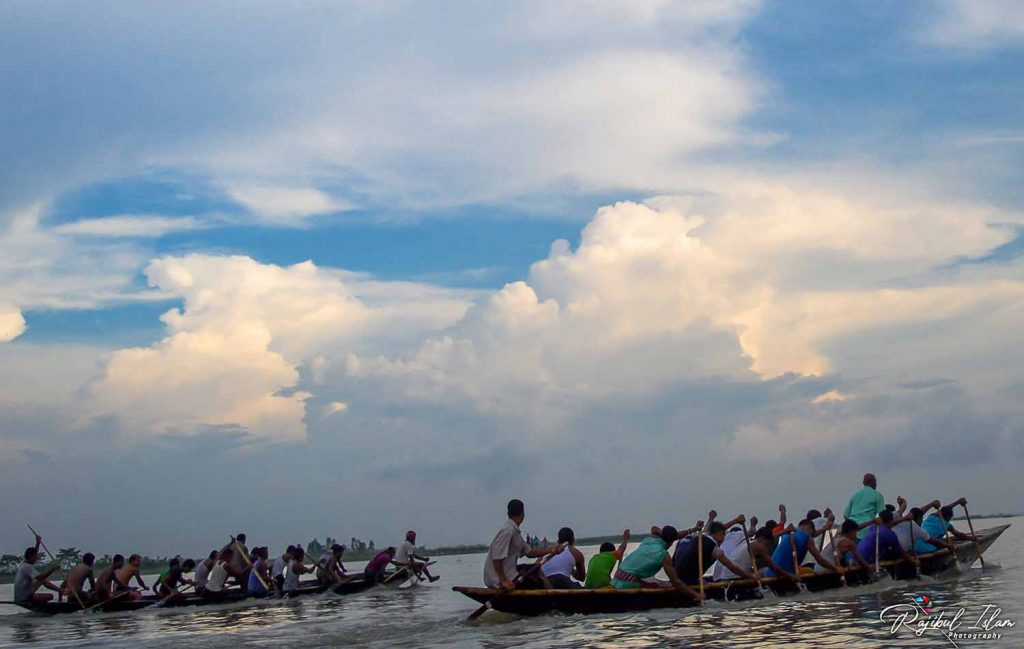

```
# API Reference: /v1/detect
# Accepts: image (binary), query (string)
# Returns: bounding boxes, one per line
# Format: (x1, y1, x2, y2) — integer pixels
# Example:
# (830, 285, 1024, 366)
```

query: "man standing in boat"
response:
(844, 473, 886, 539)
(484, 499, 559, 590)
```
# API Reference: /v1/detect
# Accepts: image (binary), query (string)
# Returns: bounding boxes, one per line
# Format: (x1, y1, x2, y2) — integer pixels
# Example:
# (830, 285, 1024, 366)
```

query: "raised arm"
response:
(721, 513, 745, 530)
(616, 529, 631, 557)
(778, 504, 787, 527)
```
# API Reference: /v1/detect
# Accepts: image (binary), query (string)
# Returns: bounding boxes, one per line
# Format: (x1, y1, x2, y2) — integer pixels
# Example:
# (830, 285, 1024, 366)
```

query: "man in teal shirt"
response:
(844, 473, 885, 539)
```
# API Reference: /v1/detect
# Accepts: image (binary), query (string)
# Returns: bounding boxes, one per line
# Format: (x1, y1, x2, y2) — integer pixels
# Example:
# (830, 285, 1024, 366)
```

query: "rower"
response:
(893, 503, 956, 554)
(114, 554, 147, 601)
(364, 547, 396, 583)
(483, 499, 557, 591)
(94, 554, 125, 604)
(284, 547, 316, 594)
(62, 552, 96, 605)
(156, 558, 196, 601)
(584, 529, 629, 589)
(316, 544, 347, 586)
(674, 520, 757, 584)
(272, 546, 295, 595)
(818, 520, 871, 572)
(922, 498, 977, 543)
(715, 526, 797, 581)
(540, 527, 586, 589)
(13, 536, 60, 606)
(395, 531, 439, 583)
(611, 525, 703, 601)
(203, 548, 233, 601)
(220, 533, 250, 590)
(844, 473, 886, 539)
(764, 519, 838, 577)
(857, 510, 918, 565)
(711, 515, 757, 581)
(194, 550, 217, 594)
(248, 547, 271, 597)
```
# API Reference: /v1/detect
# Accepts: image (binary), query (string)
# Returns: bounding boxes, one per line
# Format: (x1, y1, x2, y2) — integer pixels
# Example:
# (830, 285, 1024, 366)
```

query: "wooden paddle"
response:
(908, 517, 921, 578)
(961, 504, 985, 570)
(27, 525, 85, 612)
(874, 518, 882, 577)
(827, 526, 847, 587)
(231, 536, 270, 594)
(154, 582, 194, 608)
(466, 543, 565, 621)
(80, 588, 130, 614)
(741, 516, 764, 593)
(788, 529, 802, 584)
(696, 526, 706, 599)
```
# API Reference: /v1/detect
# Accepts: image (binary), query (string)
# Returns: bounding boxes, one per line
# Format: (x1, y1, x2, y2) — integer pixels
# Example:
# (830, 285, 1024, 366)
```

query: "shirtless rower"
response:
(62, 553, 96, 605)
(395, 531, 439, 583)
(220, 533, 251, 590)
(114, 554, 147, 600)
(94, 554, 125, 604)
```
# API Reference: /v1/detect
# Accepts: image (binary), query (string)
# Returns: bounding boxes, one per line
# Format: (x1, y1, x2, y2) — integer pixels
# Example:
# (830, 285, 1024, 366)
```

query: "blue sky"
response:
(2, 0, 1024, 555)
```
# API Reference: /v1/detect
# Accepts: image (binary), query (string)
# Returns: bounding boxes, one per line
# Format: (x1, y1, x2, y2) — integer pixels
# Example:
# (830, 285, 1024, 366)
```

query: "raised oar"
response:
(909, 517, 921, 578)
(466, 543, 565, 621)
(741, 516, 764, 594)
(827, 526, 847, 588)
(874, 518, 882, 578)
(696, 525, 706, 600)
(231, 536, 270, 594)
(961, 504, 985, 570)
(26, 525, 85, 612)
(788, 528, 802, 587)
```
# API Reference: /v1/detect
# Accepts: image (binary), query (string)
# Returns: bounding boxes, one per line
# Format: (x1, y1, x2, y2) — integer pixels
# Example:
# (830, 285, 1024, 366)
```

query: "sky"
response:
(2, 0, 1024, 557)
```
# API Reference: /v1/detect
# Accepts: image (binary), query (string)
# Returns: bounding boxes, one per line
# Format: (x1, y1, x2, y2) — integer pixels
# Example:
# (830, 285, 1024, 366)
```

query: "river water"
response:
(1, 517, 1020, 648)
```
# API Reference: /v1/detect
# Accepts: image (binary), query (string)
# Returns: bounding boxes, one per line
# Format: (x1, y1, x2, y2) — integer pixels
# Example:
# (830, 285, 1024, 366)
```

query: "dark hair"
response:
(806, 509, 822, 521)
(332, 543, 344, 554)
(507, 499, 525, 518)
(841, 520, 859, 534)
(293, 548, 305, 560)
(113, 553, 125, 564)
(557, 527, 575, 545)
(909, 507, 924, 521)
(24, 547, 37, 561)
(941, 506, 954, 520)
(797, 518, 813, 529)
(285, 545, 296, 554)
(765, 520, 778, 530)
(208, 550, 219, 560)
(236, 533, 246, 543)
(129, 554, 141, 563)
(386, 546, 396, 555)
(755, 526, 772, 540)
(660, 525, 679, 544)
(707, 522, 726, 535)
(182, 559, 196, 571)
(220, 548, 235, 559)
(879, 509, 894, 524)
(83, 552, 95, 565)
(169, 557, 180, 568)
(599, 542, 616, 553)
(884, 504, 896, 513)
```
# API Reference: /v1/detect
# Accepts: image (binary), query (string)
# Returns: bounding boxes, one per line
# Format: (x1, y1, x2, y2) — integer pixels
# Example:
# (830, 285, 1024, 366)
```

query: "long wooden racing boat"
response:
(454, 524, 1009, 617)
(14, 576, 373, 616)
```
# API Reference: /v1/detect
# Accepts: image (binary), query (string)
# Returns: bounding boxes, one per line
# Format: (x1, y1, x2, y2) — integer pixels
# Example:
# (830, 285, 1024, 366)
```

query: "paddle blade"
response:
(466, 601, 491, 621)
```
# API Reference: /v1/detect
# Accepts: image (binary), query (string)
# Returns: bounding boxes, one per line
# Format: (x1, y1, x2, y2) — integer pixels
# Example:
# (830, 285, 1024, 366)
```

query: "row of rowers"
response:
(13, 531, 439, 608)
(483, 493, 977, 599)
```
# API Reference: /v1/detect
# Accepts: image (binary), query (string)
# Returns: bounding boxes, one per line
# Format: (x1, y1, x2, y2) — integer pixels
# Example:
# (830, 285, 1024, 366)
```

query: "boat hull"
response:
(17, 576, 374, 616)
(453, 524, 1009, 617)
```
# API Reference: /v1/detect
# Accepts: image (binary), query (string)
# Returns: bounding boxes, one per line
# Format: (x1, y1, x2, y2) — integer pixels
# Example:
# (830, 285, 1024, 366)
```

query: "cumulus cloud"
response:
(0, 304, 26, 342)
(87, 254, 473, 443)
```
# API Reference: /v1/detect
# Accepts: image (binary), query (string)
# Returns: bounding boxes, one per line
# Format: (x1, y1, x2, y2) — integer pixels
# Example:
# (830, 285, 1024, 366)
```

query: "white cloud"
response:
(87, 254, 473, 443)
(0, 304, 26, 342)
(53, 215, 202, 237)
(920, 0, 1024, 49)
(222, 183, 353, 226)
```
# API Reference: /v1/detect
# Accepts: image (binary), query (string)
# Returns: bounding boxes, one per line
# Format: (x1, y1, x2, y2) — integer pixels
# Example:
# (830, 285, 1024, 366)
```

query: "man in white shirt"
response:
(395, 531, 439, 583)
(483, 499, 556, 589)
(13, 535, 60, 606)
